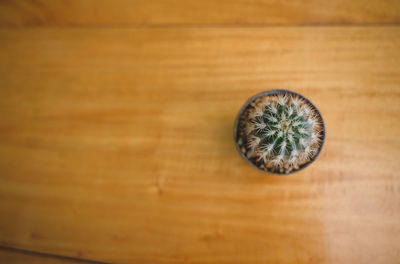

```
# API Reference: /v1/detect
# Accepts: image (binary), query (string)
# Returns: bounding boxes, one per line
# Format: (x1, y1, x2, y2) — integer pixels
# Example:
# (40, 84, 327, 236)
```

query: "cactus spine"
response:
(242, 93, 322, 173)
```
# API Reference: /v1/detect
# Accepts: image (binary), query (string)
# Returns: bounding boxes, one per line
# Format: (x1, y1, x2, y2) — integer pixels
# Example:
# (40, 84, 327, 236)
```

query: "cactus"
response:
(240, 93, 323, 173)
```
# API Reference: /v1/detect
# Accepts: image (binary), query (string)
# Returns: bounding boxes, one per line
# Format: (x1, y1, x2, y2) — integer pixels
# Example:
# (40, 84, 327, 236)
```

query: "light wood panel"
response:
(0, 0, 400, 26)
(0, 27, 399, 264)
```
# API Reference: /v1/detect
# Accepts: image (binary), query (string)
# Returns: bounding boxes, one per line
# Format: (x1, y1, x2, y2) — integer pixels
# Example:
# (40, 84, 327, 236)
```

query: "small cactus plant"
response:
(235, 90, 324, 174)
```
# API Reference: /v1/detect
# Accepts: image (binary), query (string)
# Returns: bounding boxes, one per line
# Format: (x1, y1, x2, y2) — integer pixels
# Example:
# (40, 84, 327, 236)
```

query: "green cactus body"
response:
(241, 93, 322, 173)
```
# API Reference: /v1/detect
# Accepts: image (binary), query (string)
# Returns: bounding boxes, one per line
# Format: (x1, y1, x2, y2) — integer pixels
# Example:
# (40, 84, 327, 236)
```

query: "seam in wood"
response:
(0, 246, 112, 264)
(0, 22, 399, 29)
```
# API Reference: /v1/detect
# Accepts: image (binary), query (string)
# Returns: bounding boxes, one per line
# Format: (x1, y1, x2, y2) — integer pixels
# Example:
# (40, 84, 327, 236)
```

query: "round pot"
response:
(233, 89, 325, 175)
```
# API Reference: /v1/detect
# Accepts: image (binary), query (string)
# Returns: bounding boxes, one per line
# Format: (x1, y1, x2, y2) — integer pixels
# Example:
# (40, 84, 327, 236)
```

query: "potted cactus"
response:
(234, 90, 325, 175)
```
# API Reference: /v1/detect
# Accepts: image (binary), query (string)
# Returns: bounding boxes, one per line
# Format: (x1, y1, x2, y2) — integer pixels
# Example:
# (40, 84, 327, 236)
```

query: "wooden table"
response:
(0, 1, 399, 263)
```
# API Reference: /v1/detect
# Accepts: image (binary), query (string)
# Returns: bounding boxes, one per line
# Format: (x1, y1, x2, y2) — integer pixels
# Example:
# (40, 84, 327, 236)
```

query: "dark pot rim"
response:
(233, 89, 325, 176)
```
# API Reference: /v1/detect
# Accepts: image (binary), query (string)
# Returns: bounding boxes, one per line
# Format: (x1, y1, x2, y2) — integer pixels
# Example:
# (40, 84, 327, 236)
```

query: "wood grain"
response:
(0, 27, 399, 264)
(0, 0, 400, 26)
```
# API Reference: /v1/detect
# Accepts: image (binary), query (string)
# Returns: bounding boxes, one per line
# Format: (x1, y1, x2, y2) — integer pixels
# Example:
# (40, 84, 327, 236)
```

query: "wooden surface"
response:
(1, 0, 400, 26)
(0, 2, 400, 264)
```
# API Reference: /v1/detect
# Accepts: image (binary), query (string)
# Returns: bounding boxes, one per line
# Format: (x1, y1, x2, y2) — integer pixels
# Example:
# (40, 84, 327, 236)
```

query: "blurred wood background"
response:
(0, 1, 399, 263)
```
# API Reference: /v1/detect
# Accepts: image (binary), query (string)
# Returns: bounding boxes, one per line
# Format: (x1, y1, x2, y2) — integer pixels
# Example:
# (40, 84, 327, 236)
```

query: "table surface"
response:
(0, 1, 400, 264)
